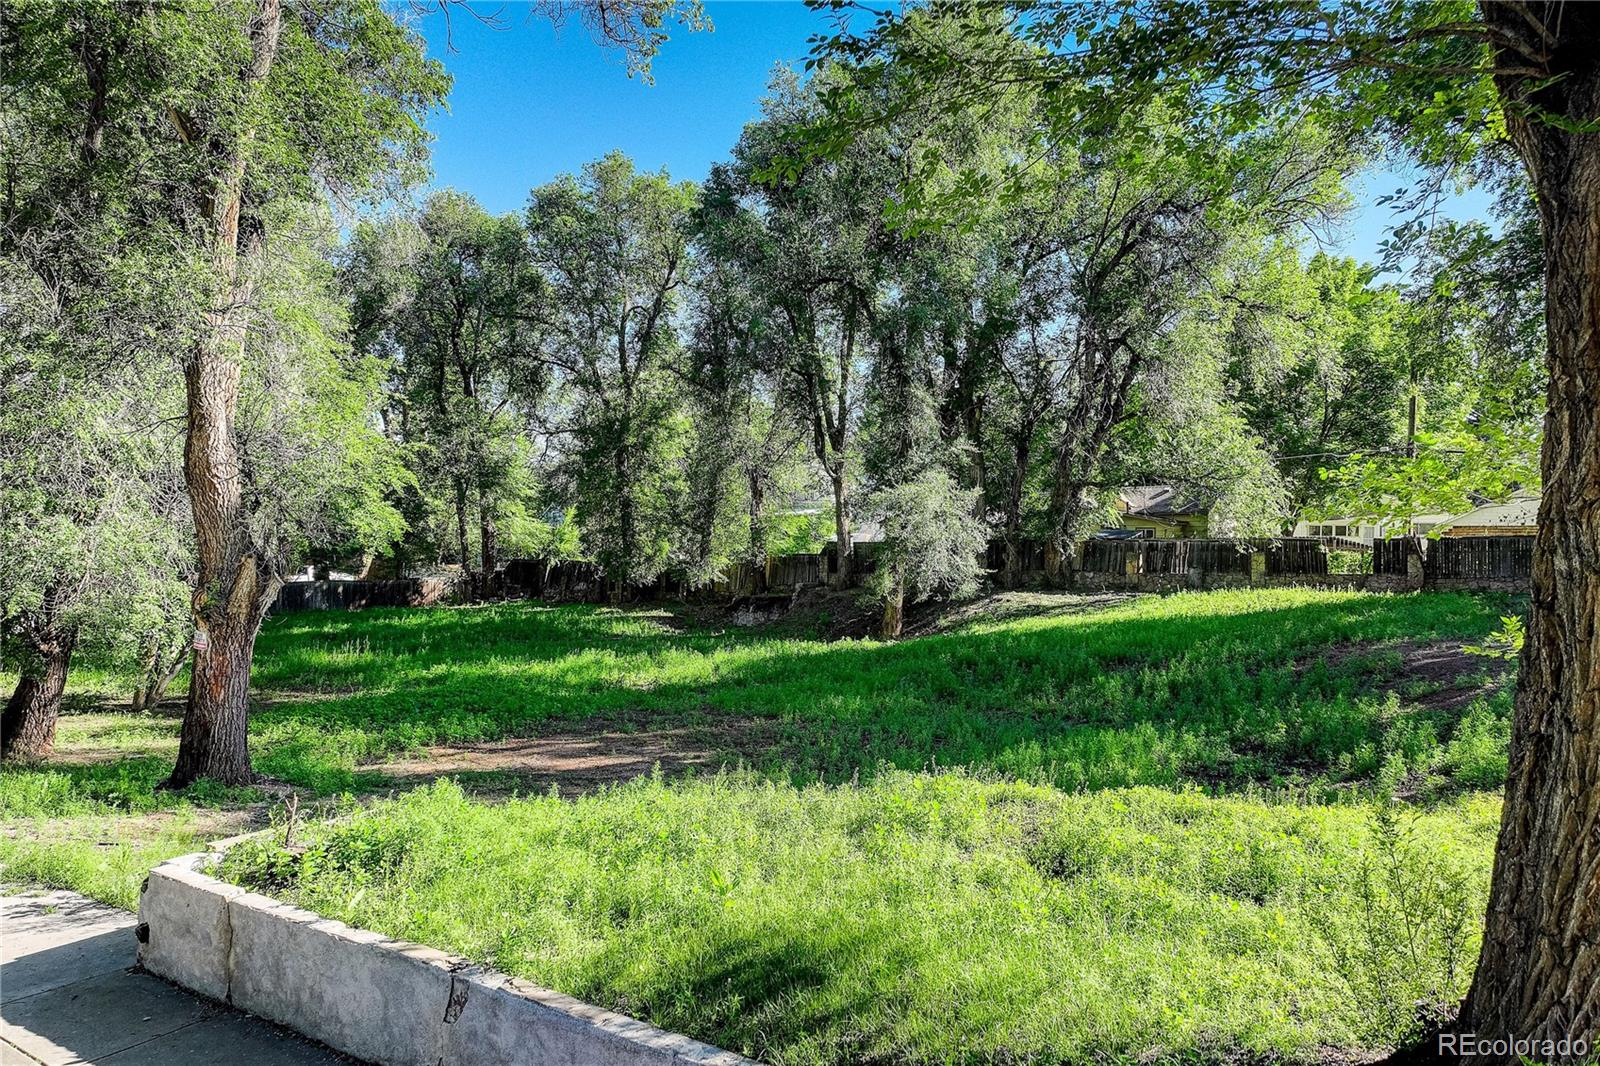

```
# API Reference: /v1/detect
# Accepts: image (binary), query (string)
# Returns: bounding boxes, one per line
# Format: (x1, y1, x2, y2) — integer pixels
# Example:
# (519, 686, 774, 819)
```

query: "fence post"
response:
(1406, 541, 1426, 590)
(1249, 547, 1267, 586)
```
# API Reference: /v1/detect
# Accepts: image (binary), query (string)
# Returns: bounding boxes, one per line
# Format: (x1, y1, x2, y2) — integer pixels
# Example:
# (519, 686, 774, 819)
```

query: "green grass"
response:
(222, 774, 1498, 1065)
(3, 588, 1521, 1060)
(2, 812, 222, 911)
(221, 586, 1516, 795)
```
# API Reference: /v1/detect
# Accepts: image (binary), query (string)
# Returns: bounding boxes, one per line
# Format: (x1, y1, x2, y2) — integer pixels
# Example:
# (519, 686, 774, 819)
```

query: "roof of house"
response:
(1433, 492, 1540, 532)
(1118, 485, 1214, 518)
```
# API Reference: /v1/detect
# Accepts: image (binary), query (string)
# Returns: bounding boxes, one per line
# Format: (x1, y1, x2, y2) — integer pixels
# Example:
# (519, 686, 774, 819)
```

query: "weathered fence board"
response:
(1426, 535, 1535, 580)
(1372, 539, 1410, 576)
(315, 533, 1526, 614)
(1078, 538, 1255, 575)
(771, 554, 824, 588)
(1370, 536, 1534, 583)
(1265, 538, 1329, 576)
(271, 578, 454, 613)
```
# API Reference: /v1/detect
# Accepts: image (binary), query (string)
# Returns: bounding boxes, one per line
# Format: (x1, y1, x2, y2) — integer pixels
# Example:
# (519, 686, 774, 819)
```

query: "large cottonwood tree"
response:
(4, 0, 698, 786)
(347, 192, 545, 596)
(527, 153, 697, 591)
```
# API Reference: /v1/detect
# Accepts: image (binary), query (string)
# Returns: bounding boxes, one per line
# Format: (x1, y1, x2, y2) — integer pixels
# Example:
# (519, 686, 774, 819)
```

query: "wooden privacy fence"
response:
(1370, 536, 1535, 582)
(987, 538, 1049, 575)
(1265, 538, 1330, 576)
(1078, 538, 1255, 575)
(1426, 535, 1535, 580)
(280, 535, 1529, 612)
(271, 577, 455, 613)
(711, 554, 827, 596)
(502, 558, 604, 597)
(1373, 538, 1411, 576)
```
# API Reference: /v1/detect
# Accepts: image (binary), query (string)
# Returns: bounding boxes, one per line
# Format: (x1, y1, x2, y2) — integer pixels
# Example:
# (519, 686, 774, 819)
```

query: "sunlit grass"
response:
(2, 586, 1517, 1054)
(223, 774, 1500, 1065)
(232, 588, 1514, 796)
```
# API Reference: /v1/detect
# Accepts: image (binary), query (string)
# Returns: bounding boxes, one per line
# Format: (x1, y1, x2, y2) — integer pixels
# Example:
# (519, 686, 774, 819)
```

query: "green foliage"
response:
(0, 818, 217, 911)
(220, 774, 1498, 1065)
(528, 153, 699, 586)
(1463, 614, 1525, 662)
(1317, 421, 1540, 528)
(243, 202, 412, 567)
(865, 468, 988, 604)
(346, 191, 546, 576)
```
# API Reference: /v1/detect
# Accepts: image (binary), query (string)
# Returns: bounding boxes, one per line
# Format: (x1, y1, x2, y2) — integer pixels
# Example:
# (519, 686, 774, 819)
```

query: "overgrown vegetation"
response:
(0, 588, 1523, 1061)
(5, 590, 1510, 860)
(221, 774, 1497, 1065)
(237, 589, 1509, 793)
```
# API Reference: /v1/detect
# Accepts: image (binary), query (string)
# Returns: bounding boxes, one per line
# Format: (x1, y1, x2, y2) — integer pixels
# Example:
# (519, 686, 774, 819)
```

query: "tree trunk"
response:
(454, 477, 472, 592)
(131, 630, 160, 713)
(1462, 8, 1600, 1057)
(137, 639, 189, 712)
(164, 0, 284, 790)
(615, 441, 635, 601)
(1002, 432, 1033, 589)
(132, 630, 187, 712)
(168, 614, 262, 786)
(479, 490, 498, 599)
(880, 570, 904, 639)
(748, 471, 769, 594)
(830, 466, 852, 589)
(1, 627, 77, 760)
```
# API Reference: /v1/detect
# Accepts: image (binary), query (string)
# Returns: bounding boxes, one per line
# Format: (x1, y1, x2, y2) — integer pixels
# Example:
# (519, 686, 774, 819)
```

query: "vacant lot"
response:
(3, 588, 1518, 1061)
(224, 775, 1497, 1066)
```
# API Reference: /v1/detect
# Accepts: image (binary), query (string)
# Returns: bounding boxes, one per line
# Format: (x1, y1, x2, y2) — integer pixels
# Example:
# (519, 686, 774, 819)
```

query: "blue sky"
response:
(411, 1, 1491, 269)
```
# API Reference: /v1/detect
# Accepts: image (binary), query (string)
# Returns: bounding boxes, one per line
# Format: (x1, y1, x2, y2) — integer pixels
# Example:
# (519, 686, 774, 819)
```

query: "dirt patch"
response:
(1310, 639, 1504, 711)
(369, 716, 780, 796)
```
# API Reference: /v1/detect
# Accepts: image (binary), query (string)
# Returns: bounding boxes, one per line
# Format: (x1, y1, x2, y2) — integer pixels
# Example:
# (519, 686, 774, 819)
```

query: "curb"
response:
(138, 853, 758, 1066)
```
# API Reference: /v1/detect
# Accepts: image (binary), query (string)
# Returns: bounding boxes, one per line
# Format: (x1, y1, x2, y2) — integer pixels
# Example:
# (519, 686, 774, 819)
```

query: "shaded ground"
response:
(370, 715, 781, 796)
(713, 586, 1139, 640)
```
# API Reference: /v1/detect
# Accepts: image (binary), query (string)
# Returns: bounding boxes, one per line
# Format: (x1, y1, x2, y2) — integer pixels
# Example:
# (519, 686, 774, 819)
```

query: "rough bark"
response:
(1461, 5, 1600, 1058)
(164, 0, 284, 789)
(1044, 340, 1142, 583)
(880, 570, 904, 639)
(479, 489, 499, 598)
(1001, 424, 1037, 589)
(1, 627, 77, 760)
(748, 470, 769, 594)
(830, 466, 853, 588)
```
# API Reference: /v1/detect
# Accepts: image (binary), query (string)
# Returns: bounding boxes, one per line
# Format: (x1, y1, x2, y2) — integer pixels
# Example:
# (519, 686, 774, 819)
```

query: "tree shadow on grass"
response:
(243, 590, 1513, 797)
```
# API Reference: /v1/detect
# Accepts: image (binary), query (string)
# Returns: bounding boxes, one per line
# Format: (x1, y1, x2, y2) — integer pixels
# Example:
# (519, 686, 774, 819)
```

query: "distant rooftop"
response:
(1118, 485, 1214, 518)
(1434, 491, 1540, 533)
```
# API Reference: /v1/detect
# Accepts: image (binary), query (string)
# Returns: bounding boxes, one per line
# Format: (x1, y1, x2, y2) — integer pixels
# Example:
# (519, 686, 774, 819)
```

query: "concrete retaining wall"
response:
(138, 853, 756, 1066)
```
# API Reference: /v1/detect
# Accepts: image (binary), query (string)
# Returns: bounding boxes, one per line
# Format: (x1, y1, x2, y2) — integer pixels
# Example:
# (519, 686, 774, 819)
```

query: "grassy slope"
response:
(241, 586, 1508, 792)
(4, 588, 1518, 1061)
(223, 776, 1497, 1065)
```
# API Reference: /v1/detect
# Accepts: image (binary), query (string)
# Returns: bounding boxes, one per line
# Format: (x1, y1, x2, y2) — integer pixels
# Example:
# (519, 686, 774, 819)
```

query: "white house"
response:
(1291, 513, 1455, 544)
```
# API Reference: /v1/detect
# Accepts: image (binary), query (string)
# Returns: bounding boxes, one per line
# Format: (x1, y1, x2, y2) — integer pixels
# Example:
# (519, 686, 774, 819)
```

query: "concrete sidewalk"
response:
(1, 889, 353, 1065)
